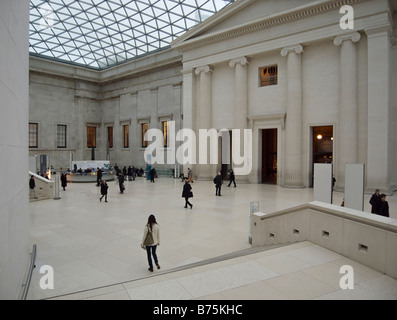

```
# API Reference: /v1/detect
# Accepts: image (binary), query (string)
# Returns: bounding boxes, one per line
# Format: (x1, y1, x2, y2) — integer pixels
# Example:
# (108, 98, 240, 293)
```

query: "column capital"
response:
(229, 56, 249, 68)
(333, 32, 361, 46)
(281, 44, 303, 57)
(194, 65, 213, 76)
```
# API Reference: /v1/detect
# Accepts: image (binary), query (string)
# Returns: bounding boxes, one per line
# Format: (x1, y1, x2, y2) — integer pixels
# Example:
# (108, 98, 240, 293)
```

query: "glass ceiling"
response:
(29, 0, 235, 70)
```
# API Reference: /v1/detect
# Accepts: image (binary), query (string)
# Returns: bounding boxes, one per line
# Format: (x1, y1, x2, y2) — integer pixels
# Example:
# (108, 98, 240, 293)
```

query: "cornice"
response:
(173, 0, 369, 52)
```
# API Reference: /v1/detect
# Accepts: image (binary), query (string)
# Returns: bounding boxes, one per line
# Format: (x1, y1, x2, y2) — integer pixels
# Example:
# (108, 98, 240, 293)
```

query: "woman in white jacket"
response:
(141, 214, 160, 272)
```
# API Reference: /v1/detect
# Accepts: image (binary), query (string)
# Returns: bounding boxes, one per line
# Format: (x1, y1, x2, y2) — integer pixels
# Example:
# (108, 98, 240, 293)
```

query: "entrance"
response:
(311, 125, 334, 186)
(261, 129, 277, 184)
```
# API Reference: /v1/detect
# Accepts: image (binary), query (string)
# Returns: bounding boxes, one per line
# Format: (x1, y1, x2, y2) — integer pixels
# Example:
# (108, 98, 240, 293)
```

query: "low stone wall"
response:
(251, 201, 397, 279)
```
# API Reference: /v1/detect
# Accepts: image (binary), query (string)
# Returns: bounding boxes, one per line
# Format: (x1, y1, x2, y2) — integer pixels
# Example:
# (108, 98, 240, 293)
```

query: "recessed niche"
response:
(322, 230, 330, 238)
(293, 229, 300, 235)
(269, 233, 275, 239)
(359, 244, 368, 253)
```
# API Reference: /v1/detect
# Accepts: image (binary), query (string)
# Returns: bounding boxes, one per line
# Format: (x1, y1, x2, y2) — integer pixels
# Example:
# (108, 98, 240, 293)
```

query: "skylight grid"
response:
(29, 0, 235, 70)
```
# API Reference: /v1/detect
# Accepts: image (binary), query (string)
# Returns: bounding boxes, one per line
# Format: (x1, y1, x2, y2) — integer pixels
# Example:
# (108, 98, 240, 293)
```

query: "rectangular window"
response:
(87, 126, 96, 148)
(57, 124, 67, 148)
(162, 121, 169, 148)
(142, 123, 148, 148)
(29, 123, 38, 148)
(123, 125, 129, 148)
(107, 126, 113, 148)
(259, 65, 278, 87)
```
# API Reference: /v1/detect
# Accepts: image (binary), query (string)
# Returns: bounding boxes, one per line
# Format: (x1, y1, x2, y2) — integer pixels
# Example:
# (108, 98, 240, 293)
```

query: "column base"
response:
(281, 183, 305, 189)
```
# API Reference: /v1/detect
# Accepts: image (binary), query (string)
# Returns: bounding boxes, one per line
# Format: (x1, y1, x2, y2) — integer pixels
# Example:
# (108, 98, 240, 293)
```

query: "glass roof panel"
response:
(30, 0, 235, 70)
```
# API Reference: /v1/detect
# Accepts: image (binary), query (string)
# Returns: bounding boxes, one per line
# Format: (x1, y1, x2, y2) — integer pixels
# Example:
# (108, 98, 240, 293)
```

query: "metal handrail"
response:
(21, 244, 37, 300)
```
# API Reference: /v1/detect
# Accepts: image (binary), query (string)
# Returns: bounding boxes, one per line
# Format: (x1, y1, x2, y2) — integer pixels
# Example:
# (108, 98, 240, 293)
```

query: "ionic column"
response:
(281, 45, 304, 188)
(195, 65, 213, 180)
(364, 27, 391, 194)
(334, 32, 361, 190)
(229, 57, 250, 182)
(181, 69, 195, 177)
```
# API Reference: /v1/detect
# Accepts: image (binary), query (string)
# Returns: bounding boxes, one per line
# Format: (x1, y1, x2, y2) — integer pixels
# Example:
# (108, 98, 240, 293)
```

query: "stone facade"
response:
(172, 0, 397, 193)
(29, 49, 183, 171)
(29, 0, 397, 193)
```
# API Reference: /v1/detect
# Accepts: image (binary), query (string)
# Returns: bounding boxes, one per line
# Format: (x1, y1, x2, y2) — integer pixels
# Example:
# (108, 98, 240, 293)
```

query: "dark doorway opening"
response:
(261, 129, 277, 184)
(311, 125, 334, 186)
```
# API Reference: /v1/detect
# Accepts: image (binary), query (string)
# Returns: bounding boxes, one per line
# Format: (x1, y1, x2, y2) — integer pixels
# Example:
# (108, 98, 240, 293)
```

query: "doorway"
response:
(261, 129, 277, 184)
(311, 125, 334, 186)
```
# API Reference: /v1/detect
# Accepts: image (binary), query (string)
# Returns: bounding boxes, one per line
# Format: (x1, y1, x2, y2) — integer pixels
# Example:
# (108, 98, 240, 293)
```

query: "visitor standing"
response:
(61, 172, 67, 191)
(118, 172, 125, 194)
(378, 194, 389, 217)
(29, 176, 38, 199)
(369, 189, 381, 214)
(214, 171, 222, 196)
(150, 167, 156, 183)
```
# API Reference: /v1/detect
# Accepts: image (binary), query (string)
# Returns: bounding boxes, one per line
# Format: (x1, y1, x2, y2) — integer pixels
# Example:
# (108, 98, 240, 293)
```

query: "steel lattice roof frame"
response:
(29, 0, 235, 70)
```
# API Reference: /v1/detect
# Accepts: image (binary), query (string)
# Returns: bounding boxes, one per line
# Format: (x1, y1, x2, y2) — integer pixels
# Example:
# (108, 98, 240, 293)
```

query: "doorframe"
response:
(249, 113, 285, 185)
(307, 123, 336, 188)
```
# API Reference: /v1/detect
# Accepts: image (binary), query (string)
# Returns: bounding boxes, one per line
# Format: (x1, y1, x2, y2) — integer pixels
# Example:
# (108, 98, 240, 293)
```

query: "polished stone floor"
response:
(49, 241, 397, 300)
(27, 177, 397, 299)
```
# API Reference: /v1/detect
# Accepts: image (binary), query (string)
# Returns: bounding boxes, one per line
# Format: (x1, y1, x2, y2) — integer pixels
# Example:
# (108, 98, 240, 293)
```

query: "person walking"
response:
(141, 215, 160, 272)
(60, 172, 67, 191)
(378, 194, 389, 217)
(118, 172, 125, 194)
(29, 176, 38, 199)
(227, 169, 236, 188)
(369, 189, 381, 214)
(213, 171, 222, 196)
(182, 178, 193, 209)
(100, 180, 109, 202)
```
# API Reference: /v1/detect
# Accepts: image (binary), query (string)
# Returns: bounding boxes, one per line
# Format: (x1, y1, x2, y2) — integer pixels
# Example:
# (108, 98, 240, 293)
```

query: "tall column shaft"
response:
(230, 57, 249, 182)
(281, 45, 304, 187)
(195, 65, 213, 180)
(365, 27, 391, 193)
(334, 32, 360, 189)
(181, 69, 195, 176)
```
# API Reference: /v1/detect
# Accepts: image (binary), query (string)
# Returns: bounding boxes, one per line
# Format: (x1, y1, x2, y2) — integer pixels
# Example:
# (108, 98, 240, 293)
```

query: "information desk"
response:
(66, 172, 115, 183)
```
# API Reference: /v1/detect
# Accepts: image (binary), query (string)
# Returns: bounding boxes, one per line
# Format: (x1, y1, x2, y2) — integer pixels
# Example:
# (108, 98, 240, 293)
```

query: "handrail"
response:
(21, 244, 37, 300)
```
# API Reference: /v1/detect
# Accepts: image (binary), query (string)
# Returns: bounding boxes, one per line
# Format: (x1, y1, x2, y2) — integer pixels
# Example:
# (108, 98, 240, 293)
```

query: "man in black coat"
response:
(214, 172, 222, 196)
(182, 179, 193, 209)
(118, 172, 125, 194)
(61, 172, 67, 191)
(100, 180, 109, 202)
(378, 194, 389, 217)
(369, 189, 381, 214)
(150, 167, 156, 183)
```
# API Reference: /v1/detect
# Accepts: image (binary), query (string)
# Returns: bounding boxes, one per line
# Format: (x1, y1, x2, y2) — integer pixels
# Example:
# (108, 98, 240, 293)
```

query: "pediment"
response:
(172, 0, 316, 50)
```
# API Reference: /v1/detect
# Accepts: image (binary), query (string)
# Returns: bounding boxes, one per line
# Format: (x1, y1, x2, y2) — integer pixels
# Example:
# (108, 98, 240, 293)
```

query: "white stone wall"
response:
(174, 0, 396, 191)
(29, 52, 183, 171)
(0, 0, 30, 300)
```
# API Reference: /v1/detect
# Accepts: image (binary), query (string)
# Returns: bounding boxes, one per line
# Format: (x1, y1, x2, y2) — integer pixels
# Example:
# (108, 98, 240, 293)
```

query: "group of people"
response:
(369, 189, 389, 217)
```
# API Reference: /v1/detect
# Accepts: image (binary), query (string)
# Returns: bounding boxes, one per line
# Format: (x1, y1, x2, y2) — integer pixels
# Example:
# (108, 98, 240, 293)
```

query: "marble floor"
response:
(27, 177, 397, 299)
(49, 241, 397, 300)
